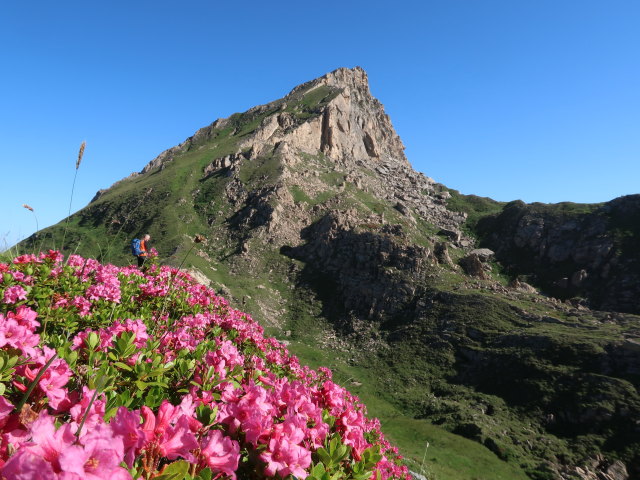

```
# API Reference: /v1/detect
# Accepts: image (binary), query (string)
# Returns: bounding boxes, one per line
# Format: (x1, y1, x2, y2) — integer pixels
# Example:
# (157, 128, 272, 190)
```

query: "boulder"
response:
(509, 278, 537, 294)
(571, 269, 589, 287)
(460, 254, 488, 279)
(469, 248, 495, 262)
(394, 202, 410, 216)
(439, 228, 461, 243)
(434, 242, 453, 266)
(605, 460, 629, 480)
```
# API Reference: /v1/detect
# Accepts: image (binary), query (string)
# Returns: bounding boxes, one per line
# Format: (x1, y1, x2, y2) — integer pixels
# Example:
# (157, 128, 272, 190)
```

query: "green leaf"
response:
(196, 468, 213, 480)
(329, 436, 338, 453)
(352, 471, 373, 480)
(311, 463, 326, 478)
(153, 460, 191, 480)
(87, 332, 100, 349)
(113, 362, 133, 371)
(196, 405, 218, 426)
(135, 380, 149, 391)
(317, 448, 332, 467)
(335, 444, 349, 461)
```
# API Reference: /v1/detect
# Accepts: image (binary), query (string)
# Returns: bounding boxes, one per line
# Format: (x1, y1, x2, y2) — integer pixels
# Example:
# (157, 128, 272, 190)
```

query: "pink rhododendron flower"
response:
(141, 402, 199, 461)
(72, 296, 91, 316)
(39, 250, 64, 264)
(0, 315, 40, 357)
(22, 347, 72, 409)
(0, 251, 410, 480)
(3, 286, 27, 304)
(17, 412, 76, 473)
(322, 380, 346, 414)
(200, 430, 240, 479)
(7, 305, 39, 330)
(66, 255, 85, 267)
(11, 254, 40, 265)
(112, 319, 148, 348)
(58, 423, 130, 480)
(69, 387, 106, 434)
(219, 384, 274, 446)
(8, 271, 33, 285)
(0, 396, 14, 431)
(84, 267, 121, 303)
(260, 437, 311, 479)
(1, 449, 58, 479)
(111, 407, 145, 468)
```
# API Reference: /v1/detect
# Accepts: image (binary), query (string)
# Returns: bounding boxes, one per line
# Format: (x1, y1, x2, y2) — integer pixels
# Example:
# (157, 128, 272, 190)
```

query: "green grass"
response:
(285, 85, 341, 117)
(445, 189, 505, 234)
(237, 153, 282, 186)
(286, 340, 532, 480)
(289, 185, 313, 204)
(288, 185, 336, 207)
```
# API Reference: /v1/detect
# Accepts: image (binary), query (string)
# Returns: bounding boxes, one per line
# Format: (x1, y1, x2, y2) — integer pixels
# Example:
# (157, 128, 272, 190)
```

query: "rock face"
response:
(558, 458, 629, 480)
(284, 210, 428, 325)
(477, 197, 640, 314)
(130, 67, 467, 241)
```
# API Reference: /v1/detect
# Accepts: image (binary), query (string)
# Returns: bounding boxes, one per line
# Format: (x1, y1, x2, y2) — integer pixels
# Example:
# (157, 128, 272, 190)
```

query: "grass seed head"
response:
(76, 141, 86, 170)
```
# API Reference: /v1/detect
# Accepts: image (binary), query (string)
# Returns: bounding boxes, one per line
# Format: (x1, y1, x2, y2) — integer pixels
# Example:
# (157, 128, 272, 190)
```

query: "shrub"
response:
(0, 251, 409, 480)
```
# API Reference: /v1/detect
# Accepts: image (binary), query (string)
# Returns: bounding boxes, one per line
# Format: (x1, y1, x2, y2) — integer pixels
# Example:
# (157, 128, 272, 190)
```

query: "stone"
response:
(469, 248, 494, 262)
(605, 460, 629, 480)
(480, 194, 640, 314)
(460, 254, 488, 279)
(439, 228, 461, 243)
(509, 278, 537, 294)
(571, 269, 589, 287)
(434, 242, 453, 266)
(394, 202, 410, 216)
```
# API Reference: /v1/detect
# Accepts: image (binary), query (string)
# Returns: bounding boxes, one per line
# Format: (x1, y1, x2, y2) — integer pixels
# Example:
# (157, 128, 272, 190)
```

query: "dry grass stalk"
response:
(62, 141, 87, 252)
(76, 141, 86, 170)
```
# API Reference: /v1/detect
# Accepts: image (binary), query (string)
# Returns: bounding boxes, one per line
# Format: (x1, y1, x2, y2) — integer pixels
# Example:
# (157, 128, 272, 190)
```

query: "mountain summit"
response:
(98, 66, 466, 240)
(27, 68, 640, 480)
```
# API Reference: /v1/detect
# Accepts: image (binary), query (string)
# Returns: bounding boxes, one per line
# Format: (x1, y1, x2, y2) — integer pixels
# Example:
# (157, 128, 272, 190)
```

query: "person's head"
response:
(143, 234, 151, 241)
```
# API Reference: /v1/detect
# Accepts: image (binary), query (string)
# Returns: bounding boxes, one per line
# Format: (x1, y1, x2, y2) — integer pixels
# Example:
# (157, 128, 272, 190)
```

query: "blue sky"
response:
(1, 1, 639, 248)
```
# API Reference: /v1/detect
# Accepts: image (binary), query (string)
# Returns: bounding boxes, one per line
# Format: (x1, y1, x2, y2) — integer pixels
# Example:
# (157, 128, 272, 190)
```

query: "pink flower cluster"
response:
(71, 318, 149, 352)
(0, 251, 410, 480)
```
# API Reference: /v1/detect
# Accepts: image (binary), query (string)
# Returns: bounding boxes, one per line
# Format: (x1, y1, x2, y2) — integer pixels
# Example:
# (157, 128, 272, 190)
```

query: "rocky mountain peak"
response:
(131, 67, 408, 179)
(237, 66, 409, 172)
(93, 67, 466, 243)
(288, 66, 371, 96)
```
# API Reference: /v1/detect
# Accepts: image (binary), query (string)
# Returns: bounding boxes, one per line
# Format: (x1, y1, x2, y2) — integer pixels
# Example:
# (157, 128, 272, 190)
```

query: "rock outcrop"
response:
(477, 196, 640, 314)
(283, 210, 428, 325)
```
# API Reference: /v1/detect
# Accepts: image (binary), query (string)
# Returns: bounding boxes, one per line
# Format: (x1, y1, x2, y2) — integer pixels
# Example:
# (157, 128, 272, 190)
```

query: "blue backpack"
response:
(131, 238, 142, 256)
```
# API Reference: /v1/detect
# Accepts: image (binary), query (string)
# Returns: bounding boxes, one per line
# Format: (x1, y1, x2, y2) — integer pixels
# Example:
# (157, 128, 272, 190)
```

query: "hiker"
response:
(131, 234, 151, 268)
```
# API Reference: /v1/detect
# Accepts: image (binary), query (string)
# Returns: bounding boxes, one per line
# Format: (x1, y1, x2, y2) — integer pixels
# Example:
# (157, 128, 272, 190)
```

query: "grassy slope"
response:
(288, 340, 531, 480)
